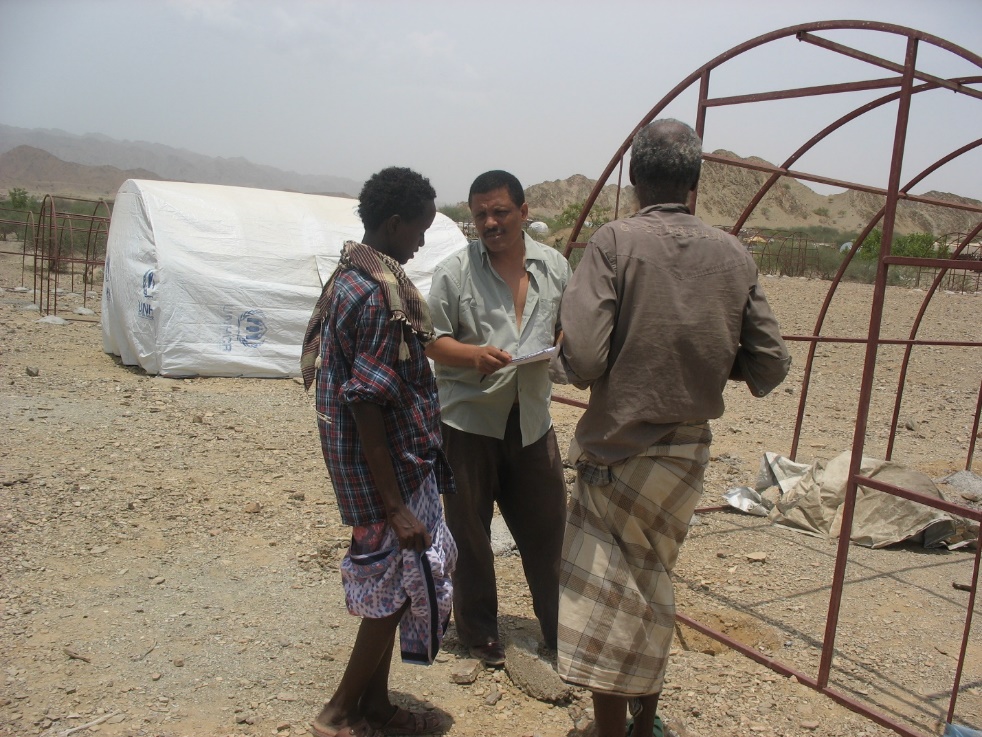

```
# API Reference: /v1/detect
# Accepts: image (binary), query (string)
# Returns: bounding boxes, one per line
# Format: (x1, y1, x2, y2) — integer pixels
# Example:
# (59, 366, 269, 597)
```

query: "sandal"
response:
(371, 705, 444, 736)
(309, 717, 384, 737)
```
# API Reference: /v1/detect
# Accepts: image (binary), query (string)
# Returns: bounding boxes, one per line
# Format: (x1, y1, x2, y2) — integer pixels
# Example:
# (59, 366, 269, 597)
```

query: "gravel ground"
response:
(1, 251, 980, 737)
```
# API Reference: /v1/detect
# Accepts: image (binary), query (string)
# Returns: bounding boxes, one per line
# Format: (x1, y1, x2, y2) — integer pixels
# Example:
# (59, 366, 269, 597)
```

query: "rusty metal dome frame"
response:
(558, 20, 981, 737)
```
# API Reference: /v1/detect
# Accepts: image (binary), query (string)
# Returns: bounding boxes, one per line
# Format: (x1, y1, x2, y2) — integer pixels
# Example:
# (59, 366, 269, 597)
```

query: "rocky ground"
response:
(1, 250, 981, 737)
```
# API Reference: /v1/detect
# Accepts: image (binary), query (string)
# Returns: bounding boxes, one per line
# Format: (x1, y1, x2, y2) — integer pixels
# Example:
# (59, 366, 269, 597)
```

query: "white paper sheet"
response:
(509, 345, 559, 366)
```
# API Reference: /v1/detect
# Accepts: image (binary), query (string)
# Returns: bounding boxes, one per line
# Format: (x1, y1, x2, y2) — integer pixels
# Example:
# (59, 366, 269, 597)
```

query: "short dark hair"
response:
(357, 167, 437, 230)
(630, 119, 703, 193)
(468, 170, 525, 208)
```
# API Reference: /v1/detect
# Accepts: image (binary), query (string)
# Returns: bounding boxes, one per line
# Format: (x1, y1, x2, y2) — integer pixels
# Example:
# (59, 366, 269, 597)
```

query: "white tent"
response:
(102, 180, 468, 378)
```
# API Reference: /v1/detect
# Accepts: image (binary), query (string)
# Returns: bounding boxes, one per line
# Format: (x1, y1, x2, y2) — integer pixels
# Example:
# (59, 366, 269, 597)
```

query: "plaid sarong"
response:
(300, 241, 435, 391)
(557, 422, 712, 696)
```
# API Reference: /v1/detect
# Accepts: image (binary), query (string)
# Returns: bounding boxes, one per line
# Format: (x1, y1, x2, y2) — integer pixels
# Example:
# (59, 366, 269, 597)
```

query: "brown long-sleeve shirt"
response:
(560, 203, 791, 465)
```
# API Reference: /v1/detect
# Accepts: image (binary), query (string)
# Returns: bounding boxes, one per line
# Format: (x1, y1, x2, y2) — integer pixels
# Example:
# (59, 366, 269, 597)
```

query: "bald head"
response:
(629, 119, 703, 206)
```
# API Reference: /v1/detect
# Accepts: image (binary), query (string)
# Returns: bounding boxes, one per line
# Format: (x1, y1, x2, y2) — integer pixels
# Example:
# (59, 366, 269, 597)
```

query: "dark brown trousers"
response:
(441, 407, 566, 650)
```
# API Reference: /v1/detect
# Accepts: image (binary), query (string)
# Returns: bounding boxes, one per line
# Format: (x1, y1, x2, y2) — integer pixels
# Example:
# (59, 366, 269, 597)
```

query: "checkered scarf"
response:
(300, 240, 435, 391)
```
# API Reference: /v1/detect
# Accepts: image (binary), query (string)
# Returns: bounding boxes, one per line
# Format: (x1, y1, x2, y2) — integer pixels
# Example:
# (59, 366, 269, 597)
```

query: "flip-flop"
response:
(309, 717, 384, 737)
(372, 706, 444, 736)
(625, 713, 665, 737)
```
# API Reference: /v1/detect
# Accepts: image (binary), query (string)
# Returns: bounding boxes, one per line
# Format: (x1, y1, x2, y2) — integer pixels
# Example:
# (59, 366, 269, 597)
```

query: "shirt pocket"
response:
(458, 294, 488, 344)
(523, 294, 560, 351)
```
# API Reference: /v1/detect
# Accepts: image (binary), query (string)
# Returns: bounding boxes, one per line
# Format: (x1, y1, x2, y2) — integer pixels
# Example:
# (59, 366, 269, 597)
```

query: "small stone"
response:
(173, 657, 185, 667)
(746, 551, 768, 563)
(192, 415, 204, 424)
(905, 417, 919, 431)
(290, 491, 305, 501)
(801, 721, 820, 730)
(26, 366, 40, 377)
(276, 723, 291, 732)
(244, 502, 262, 514)
(451, 659, 482, 684)
(152, 577, 166, 585)
(483, 686, 501, 706)
(276, 692, 297, 702)
(151, 673, 161, 681)
(209, 528, 221, 536)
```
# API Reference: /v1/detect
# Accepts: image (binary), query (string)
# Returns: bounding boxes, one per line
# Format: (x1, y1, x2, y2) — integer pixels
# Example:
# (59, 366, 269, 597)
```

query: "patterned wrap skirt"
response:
(557, 422, 711, 695)
(341, 472, 457, 665)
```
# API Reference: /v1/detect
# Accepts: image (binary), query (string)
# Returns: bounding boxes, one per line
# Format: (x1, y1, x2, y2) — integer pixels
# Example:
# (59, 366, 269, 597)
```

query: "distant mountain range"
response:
(2, 123, 979, 237)
(0, 123, 361, 198)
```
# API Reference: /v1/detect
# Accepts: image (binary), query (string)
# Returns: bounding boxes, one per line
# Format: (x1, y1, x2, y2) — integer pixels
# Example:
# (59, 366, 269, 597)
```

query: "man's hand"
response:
(387, 505, 432, 552)
(426, 336, 512, 376)
(472, 345, 511, 375)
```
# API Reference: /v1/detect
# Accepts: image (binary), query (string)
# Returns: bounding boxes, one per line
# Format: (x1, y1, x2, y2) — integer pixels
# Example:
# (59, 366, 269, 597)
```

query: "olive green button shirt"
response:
(427, 233, 571, 446)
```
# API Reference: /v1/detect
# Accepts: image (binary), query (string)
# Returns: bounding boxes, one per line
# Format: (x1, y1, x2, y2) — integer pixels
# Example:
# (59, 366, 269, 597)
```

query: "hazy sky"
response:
(2, 0, 980, 203)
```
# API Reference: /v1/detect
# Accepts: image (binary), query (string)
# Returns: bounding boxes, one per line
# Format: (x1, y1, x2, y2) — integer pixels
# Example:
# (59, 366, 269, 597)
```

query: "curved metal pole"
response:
(730, 76, 982, 235)
(968, 377, 982, 472)
(819, 33, 920, 691)
(568, 21, 982, 245)
(789, 213, 884, 458)
(789, 137, 982, 460)
(35, 195, 60, 315)
(885, 221, 982, 463)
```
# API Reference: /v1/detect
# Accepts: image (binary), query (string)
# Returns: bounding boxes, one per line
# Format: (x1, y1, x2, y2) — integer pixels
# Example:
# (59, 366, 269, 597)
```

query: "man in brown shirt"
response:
(556, 119, 790, 737)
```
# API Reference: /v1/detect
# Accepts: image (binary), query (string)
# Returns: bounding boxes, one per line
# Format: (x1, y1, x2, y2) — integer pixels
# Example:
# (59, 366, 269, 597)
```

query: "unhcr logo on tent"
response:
(237, 310, 268, 348)
(222, 306, 268, 351)
(138, 269, 156, 320)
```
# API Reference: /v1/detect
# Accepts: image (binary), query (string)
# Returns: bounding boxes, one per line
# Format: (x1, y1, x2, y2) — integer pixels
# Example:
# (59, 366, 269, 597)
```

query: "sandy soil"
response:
(1, 250, 980, 737)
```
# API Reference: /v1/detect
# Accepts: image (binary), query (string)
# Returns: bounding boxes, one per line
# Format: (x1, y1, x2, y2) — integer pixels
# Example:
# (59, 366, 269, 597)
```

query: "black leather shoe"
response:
(469, 639, 505, 666)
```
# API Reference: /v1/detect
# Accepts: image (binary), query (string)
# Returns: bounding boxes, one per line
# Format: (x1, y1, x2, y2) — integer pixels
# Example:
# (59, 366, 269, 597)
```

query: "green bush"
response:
(894, 232, 937, 258)
(555, 200, 611, 230)
(438, 203, 470, 223)
(842, 257, 877, 283)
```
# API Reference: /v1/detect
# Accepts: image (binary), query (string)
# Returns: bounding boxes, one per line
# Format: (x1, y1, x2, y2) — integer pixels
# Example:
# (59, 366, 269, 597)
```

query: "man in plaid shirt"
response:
(304, 167, 456, 737)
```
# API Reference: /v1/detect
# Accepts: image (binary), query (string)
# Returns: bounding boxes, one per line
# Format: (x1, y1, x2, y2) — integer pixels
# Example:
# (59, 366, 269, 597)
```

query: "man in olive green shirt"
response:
(426, 170, 570, 665)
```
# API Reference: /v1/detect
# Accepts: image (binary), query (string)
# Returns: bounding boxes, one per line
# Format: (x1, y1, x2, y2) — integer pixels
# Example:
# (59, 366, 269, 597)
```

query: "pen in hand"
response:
(478, 345, 511, 383)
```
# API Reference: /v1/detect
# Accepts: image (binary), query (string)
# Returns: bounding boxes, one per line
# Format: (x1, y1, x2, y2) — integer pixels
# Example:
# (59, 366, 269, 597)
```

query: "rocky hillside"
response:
(0, 123, 362, 197)
(526, 150, 981, 236)
(0, 146, 162, 199)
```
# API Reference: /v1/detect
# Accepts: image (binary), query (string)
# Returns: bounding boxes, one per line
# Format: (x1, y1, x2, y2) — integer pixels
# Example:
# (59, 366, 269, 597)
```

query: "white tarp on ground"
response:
(101, 180, 468, 378)
(725, 452, 979, 549)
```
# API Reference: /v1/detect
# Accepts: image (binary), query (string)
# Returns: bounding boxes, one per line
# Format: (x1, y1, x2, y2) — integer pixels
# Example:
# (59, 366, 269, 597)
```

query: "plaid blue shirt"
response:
(316, 269, 453, 526)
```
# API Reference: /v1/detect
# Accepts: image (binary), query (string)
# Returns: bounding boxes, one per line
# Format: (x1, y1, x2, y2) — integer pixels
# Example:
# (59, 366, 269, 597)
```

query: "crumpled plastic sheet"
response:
(723, 486, 771, 517)
(944, 723, 982, 737)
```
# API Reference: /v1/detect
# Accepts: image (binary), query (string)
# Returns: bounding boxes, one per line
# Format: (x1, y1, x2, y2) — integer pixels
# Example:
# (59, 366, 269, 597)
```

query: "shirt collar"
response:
(635, 203, 691, 216)
(477, 231, 549, 266)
